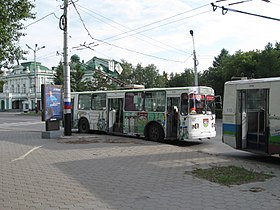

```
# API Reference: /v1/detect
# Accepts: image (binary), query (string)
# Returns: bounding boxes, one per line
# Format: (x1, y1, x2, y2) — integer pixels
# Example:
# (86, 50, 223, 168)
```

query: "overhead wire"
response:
(70, 0, 200, 63)
(24, 12, 59, 28)
(211, 1, 280, 21)
(107, 10, 211, 42)
(76, 4, 195, 56)
(77, 3, 209, 43)
(92, 37, 184, 63)
(71, 0, 95, 40)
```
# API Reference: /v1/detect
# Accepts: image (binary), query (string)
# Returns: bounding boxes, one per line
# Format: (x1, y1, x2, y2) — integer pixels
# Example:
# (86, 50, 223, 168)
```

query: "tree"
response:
(0, 0, 35, 67)
(200, 49, 231, 97)
(71, 62, 86, 92)
(53, 62, 64, 85)
(0, 78, 4, 92)
(132, 63, 166, 88)
(255, 42, 280, 78)
(69, 55, 86, 92)
(168, 68, 194, 87)
(212, 48, 230, 67)
(119, 60, 134, 85)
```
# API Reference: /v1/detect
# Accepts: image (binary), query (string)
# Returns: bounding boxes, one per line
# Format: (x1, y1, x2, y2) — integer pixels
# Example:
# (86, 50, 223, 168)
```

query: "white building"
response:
(0, 57, 123, 111)
(0, 62, 55, 111)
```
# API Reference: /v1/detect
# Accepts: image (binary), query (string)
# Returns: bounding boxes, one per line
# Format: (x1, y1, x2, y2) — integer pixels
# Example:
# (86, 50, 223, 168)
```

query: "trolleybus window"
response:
(144, 91, 166, 112)
(181, 93, 188, 115)
(125, 92, 144, 111)
(189, 94, 206, 114)
(92, 93, 106, 110)
(206, 95, 215, 113)
(78, 94, 91, 110)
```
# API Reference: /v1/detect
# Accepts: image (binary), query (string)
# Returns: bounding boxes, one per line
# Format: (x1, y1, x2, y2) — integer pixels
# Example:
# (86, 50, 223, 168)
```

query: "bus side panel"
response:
(269, 119, 280, 154)
(268, 83, 280, 154)
(222, 84, 239, 149)
(89, 110, 107, 131)
(123, 111, 165, 136)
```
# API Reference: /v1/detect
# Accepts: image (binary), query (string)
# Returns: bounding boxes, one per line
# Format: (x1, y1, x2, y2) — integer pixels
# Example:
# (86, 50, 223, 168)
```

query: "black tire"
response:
(78, 118, 89, 133)
(147, 123, 164, 142)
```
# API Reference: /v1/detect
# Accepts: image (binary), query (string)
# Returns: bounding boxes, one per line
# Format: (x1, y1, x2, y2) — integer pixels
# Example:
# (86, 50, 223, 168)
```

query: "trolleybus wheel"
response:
(147, 123, 164, 142)
(78, 118, 89, 133)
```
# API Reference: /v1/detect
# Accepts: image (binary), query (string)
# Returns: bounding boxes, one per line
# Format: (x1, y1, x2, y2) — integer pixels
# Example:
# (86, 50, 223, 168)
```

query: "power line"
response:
(76, 4, 192, 56)
(211, 2, 280, 21)
(70, 1, 188, 63)
(77, 3, 209, 43)
(24, 12, 59, 28)
(81, 39, 183, 63)
(107, 10, 211, 43)
(74, 3, 211, 59)
(71, 0, 95, 40)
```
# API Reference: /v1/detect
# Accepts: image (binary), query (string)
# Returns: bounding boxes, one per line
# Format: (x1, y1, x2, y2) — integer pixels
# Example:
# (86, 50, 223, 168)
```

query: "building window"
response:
(23, 84, 26, 93)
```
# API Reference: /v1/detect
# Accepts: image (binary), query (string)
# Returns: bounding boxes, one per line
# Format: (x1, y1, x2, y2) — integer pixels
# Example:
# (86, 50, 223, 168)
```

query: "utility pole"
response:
(26, 44, 45, 113)
(190, 30, 198, 86)
(60, 0, 72, 135)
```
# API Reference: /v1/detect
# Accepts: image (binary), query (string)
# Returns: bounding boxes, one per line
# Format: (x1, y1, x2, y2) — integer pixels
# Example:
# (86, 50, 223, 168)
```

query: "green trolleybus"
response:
(223, 77, 280, 155)
(71, 86, 216, 141)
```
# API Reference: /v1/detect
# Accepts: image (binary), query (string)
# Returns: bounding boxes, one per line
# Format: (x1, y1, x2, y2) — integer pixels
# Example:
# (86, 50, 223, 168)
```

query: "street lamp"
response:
(190, 30, 198, 86)
(26, 44, 45, 113)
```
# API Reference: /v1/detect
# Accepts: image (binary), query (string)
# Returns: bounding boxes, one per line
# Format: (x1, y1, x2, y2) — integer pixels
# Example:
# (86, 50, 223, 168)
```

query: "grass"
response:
(191, 165, 275, 186)
(20, 111, 41, 116)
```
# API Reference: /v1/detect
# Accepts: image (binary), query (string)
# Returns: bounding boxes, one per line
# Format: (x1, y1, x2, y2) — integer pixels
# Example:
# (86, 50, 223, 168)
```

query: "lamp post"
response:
(26, 44, 45, 113)
(190, 30, 198, 86)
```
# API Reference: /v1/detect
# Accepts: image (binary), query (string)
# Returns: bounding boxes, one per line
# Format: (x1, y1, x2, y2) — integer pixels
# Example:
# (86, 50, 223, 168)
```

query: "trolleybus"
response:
(222, 77, 280, 155)
(71, 86, 216, 141)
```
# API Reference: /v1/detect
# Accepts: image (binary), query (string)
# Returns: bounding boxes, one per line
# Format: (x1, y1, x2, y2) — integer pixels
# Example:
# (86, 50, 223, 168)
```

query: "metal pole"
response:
(62, 0, 72, 135)
(34, 44, 37, 113)
(190, 30, 198, 86)
(26, 44, 45, 113)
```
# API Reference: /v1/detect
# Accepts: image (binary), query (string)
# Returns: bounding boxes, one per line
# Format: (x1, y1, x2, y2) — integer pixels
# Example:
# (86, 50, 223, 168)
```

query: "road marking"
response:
(0, 121, 44, 128)
(11, 145, 43, 162)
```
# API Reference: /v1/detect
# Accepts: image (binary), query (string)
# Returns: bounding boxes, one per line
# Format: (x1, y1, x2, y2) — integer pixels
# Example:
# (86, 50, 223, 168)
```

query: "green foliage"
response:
(71, 62, 86, 92)
(53, 62, 64, 86)
(0, 0, 35, 67)
(0, 80, 4, 92)
(168, 68, 194, 87)
(199, 42, 280, 98)
(119, 61, 167, 88)
(132, 63, 167, 88)
(191, 165, 274, 186)
(119, 60, 134, 84)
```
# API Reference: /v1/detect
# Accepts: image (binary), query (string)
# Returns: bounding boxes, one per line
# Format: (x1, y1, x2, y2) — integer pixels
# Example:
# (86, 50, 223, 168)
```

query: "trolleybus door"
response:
(239, 89, 268, 152)
(108, 98, 123, 133)
(166, 97, 180, 139)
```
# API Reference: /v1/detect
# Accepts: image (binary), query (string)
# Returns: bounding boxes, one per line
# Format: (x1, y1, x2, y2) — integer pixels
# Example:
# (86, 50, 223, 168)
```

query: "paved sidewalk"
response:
(0, 130, 279, 210)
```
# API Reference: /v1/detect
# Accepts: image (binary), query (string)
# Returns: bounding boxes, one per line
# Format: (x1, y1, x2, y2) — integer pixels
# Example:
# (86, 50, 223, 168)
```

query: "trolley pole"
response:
(61, 0, 72, 135)
(190, 30, 198, 86)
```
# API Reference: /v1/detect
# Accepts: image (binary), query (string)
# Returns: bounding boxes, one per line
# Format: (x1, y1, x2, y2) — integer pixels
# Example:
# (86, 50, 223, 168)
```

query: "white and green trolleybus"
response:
(223, 77, 280, 155)
(71, 86, 216, 141)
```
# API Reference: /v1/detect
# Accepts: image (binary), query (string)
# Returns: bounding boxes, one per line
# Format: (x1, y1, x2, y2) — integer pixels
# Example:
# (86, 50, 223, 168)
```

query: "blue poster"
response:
(44, 85, 62, 121)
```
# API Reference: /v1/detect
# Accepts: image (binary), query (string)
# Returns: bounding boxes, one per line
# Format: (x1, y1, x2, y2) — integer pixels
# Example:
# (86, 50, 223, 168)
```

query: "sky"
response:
(19, 0, 280, 75)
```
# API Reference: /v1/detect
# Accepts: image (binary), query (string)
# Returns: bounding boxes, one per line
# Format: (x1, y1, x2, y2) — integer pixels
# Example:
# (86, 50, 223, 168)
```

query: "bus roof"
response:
(225, 77, 280, 85)
(72, 86, 214, 95)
